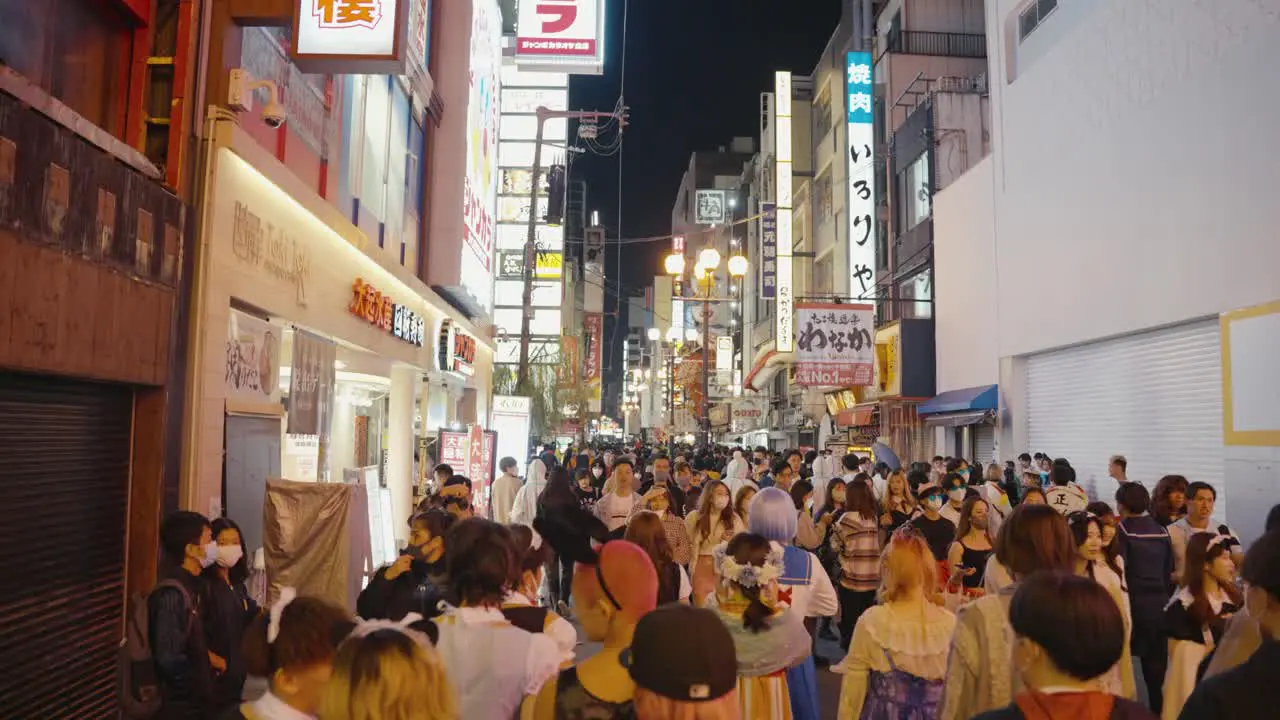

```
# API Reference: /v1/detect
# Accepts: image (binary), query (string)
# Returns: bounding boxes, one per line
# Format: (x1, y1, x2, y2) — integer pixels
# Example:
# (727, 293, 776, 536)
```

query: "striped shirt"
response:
(830, 512, 882, 591)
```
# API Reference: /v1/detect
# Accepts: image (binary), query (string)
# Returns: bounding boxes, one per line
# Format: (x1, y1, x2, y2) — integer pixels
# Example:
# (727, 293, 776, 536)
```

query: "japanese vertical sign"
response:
(467, 424, 487, 513)
(584, 312, 603, 411)
(288, 329, 336, 436)
(846, 52, 877, 302)
(761, 203, 777, 299)
(461, 0, 502, 313)
(774, 71, 795, 352)
(514, 0, 607, 75)
(794, 303, 876, 387)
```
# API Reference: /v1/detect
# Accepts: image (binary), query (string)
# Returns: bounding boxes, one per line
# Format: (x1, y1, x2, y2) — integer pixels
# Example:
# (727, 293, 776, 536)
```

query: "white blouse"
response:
(838, 602, 957, 719)
(433, 606, 562, 720)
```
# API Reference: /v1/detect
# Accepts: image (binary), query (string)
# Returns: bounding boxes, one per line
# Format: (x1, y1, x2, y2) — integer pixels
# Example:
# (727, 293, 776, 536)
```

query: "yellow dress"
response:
(711, 596, 808, 720)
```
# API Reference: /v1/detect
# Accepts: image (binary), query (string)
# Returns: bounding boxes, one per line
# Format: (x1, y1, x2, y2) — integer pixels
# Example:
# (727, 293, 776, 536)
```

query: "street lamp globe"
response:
(664, 253, 685, 276)
(727, 254, 749, 277)
(693, 263, 709, 280)
(647, 327, 660, 341)
(685, 328, 700, 342)
(698, 247, 721, 269)
(665, 326, 681, 342)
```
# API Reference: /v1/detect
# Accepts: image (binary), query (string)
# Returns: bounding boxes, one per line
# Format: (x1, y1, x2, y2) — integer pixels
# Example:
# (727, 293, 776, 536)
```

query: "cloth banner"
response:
(263, 479, 371, 611)
(287, 329, 336, 436)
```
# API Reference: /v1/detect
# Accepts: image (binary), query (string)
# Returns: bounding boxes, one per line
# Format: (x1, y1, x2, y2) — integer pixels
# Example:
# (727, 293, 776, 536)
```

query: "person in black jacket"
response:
(357, 509, 454, 625)
(973, 572, 1157, 720)
(1115, 482, 1174, 715)
(201, 517, 259, 713)
(1179, 528, 1280, 719)
(151, 511, 217, 719)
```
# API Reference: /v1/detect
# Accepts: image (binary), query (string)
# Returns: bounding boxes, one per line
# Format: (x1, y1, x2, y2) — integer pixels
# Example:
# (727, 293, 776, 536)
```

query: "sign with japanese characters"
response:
(846, 51, 877, 303)
(461, 0, 502, 314)
(287, 329, 336, 436)
(774, 70, 794, 353)
(514, 0, 607, 75)
(695, 189, 727, 225)
(761, 203, 777, 298)
(437, 319, 477, 376)
(794, 303, 875, 387)
(226, 310, 281, 403)
(292, 0, 410, 73)
(348, 278, 425, 346)
(584, 313, 603, 411)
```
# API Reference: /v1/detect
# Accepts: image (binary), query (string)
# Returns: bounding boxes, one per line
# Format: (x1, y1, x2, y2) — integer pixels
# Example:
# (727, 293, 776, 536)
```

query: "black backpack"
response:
(118, 579, 195, 718)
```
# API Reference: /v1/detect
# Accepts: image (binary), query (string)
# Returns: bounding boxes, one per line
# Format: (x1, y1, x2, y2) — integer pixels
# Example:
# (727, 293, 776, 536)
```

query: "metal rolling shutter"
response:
(0, 372, 133, 717)
(1026, 319, 1225, 519)
(974, 424, 996, 466)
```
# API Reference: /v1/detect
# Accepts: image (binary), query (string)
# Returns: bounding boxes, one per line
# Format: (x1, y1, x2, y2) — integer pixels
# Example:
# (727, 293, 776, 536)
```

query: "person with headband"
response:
(523, 540, 659, 719)
(747, 488, 838, 720)
(629, 605, 742, 719)
(433, 519, 561, 719)
(1161, 532, 1242, 718)
(227, 590, 354, 720)
(709, 533, 811, 718)
(318, 616, 456, 720)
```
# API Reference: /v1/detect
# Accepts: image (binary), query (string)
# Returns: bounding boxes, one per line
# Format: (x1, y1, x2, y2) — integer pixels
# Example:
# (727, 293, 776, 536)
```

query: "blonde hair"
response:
(882, 470, 917, 514)
(318, 628, 457, 720)
(878, 528, 940, 604)
(634, 688, 740, 720)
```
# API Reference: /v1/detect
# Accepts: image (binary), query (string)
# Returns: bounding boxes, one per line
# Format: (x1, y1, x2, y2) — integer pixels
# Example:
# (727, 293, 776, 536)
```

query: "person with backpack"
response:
(147, 511, 218, 719)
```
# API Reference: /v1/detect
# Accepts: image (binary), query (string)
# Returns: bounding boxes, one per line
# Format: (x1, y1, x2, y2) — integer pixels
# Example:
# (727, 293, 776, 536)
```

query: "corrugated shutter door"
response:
(974, 424, 996, 466)
(0, 373, 133, 718)
(1027, 319, 1225, 520)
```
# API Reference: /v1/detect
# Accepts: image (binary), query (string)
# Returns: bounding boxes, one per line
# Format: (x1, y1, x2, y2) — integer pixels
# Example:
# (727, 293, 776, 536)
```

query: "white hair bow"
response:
(350, 613, 425, 639)
(267, 587, 298, 644)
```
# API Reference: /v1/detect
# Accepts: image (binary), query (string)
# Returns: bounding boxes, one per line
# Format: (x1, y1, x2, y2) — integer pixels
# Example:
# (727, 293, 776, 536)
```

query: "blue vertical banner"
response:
(761, 202, 778, 298)
(845, 51, 877, 300)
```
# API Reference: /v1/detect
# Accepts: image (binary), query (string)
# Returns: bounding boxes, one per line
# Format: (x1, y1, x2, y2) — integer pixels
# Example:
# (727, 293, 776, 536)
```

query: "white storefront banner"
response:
(794, 303, 875, 387)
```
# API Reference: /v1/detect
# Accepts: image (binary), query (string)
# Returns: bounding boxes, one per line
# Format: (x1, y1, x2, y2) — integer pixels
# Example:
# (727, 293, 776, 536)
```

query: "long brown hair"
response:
(956, 497, 991, 542)
(1085, 501, 1127, 586)
(882, 471, 916, 515)
(625, 512, 677, 603)
(696, 481, 737, 540)
(845, 475, 878, 522)
(995, 504, 1075, 578)
(1153, 474, 1189, 522)
(723, 533, 774, 633)
(1183, 532, 1244, 625)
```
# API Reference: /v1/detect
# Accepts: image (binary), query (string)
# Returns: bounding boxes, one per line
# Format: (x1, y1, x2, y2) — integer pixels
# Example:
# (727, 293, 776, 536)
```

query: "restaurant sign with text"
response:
(348, 278, 425, 346)
(438, 320, 478, 376)
(794, 303, 875, 387)
(514, 0, 607, 75)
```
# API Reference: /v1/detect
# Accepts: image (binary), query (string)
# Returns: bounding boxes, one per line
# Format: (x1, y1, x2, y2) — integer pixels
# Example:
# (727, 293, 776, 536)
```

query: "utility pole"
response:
(517, 106, 627, 394)
(701, 280, 711, 447)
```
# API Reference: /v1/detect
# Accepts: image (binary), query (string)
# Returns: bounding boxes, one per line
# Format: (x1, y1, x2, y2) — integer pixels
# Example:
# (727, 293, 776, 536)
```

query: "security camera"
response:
(228, 68, 287, 129)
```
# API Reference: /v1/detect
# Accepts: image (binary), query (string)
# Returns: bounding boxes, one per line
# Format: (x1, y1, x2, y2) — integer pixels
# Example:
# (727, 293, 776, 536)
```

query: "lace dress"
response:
(837, 601, 956, 719)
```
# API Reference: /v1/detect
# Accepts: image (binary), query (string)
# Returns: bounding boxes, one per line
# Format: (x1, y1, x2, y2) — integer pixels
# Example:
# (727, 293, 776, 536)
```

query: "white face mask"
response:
(925, 497, 945, 512)
(948, 488, 967, 502)
(216, 545, 244, 569)
(200, 541, 219, 568)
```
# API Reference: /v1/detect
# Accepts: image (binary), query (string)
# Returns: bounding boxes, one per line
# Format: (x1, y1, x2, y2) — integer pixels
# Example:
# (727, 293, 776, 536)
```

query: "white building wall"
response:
(986, 0, 1280, 359)
(933, 156, 998, 394)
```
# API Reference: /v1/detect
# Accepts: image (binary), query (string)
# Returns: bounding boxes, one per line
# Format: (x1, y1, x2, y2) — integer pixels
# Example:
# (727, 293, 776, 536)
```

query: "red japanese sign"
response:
(514, 0, 605, 72)
(583, 313, 603, 384)
(348, 278, 425, 346)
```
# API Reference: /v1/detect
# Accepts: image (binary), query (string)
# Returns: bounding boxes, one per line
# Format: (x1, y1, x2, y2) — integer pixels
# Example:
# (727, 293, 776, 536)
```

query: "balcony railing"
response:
(894, 217, 933, 277)
(882, 31, 987, 60)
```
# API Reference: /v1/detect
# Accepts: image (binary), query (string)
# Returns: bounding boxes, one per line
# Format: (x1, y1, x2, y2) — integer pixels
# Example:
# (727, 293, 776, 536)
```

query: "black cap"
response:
(626, 605, 736, 702)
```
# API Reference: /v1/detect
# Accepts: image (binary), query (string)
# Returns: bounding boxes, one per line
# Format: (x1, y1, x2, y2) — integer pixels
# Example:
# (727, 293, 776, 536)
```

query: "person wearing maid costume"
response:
(745, 487, 839, 720)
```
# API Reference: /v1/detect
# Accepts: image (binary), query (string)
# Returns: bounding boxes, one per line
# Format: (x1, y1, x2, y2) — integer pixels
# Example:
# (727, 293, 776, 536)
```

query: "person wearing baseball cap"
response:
(909, 481, 958, 565)
(628, 604, 741, 719)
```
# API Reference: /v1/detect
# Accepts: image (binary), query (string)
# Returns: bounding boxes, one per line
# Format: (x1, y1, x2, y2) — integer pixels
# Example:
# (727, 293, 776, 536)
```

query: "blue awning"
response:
(918, 385, 999, 415)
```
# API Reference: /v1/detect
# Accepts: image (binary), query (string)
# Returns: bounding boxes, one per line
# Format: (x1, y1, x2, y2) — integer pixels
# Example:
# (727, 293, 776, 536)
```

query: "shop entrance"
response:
(225, 413, 282, 558)
(0, 371, 133, 717)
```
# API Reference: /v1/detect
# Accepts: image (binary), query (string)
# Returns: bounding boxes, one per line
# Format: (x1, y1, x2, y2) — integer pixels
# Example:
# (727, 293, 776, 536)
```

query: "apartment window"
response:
(896, 154, 931, 233)
(813, 254, 833, 295)
(814, 169, 833, 225)
(0, 0, 131, 136)
(813, 88, 833, 140)
(898, 269, 933, 319)
(1019, 0, 1059, 40)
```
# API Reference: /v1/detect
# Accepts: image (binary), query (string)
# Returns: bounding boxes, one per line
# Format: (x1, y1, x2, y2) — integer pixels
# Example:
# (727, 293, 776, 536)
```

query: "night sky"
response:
(569, 0, 843, 411)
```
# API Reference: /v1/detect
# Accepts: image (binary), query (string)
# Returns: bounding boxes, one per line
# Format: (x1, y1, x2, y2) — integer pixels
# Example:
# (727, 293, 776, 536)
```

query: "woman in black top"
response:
(356, 510, 453, 626)
(573, 468, 601, 513)
(202, 517, 259, 712)
(947, 497, 993, 596)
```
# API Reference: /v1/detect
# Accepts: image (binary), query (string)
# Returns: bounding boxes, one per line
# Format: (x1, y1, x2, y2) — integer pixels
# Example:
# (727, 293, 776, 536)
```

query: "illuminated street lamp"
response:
(697, 247, 721, 269)
(727, 254, 749, 278)
(664, 253, 686, 276)
(647, 327, 660, 341)
(665, 326, 681, 342)
(685, 328, 699, 342)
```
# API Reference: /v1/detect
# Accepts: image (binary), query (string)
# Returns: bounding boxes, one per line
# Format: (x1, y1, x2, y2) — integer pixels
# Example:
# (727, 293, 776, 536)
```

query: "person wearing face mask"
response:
(909, 482, 959, 564)
(1181, 525, 1280, 718)
(503, 525, 577, 666)
(357, 510, 454, 624)
(939, 472, 971, 527)
(201, 517, 259, 712)
(970, 572, 1156, 720)
(491, 457, 523, 525)
(148, 512, 219, 718)
(589, 458, 609, 492)
(639, 455, 686, 519)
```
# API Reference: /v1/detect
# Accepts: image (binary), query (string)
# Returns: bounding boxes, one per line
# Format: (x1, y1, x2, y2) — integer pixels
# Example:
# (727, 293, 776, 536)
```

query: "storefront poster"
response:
(794, 303, 876, 387)
(438, 427, 497, 512)
(288, 329, 336, 436)
(584, 312, 603, 410)
(226, 310, 281, 402)
(460, 0, 502, 311)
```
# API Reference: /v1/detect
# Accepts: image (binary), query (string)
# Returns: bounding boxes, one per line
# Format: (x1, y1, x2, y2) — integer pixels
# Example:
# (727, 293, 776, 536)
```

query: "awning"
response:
(918, 384, 999, 415)
(836, 405, 876, 427)
(924, 410, 993, 428)
(744, 340, 794, 392)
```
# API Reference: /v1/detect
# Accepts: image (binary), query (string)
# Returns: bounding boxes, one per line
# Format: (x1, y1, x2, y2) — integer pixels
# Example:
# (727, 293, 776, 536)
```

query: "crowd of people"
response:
(127, 442, 1280, 719)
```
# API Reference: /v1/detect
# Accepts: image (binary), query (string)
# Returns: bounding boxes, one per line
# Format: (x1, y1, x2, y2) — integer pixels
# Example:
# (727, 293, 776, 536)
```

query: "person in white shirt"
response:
(1043, 461, 1089, 516)
(595, 457, 642, 536)
(939, 472, 969, 527)
(502, 525, 577, 665)
(976, 463, 1012, 539)
(432, 519, 562, 720)
(1090, 454, 1133, 509)
(1168, 481, 1244, 584)
(490, 456, 522, 525)
(724, 449, 749, 484)
(811, 450, 837, 515)
(510, 458, 547, 526)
